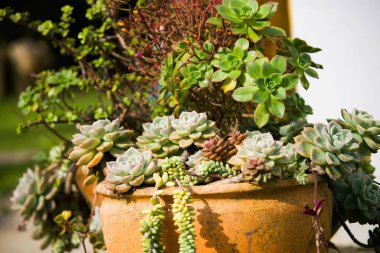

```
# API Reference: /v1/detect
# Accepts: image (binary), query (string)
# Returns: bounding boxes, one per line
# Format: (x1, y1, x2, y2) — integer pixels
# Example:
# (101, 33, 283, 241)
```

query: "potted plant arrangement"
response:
(3, 0, 380, 252)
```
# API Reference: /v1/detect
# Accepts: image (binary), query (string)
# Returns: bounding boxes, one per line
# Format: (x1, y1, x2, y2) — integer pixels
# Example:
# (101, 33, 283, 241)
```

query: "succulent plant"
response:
(159, 156, 193, 187)
(232, 56, 298, 128)
(280, 38, 322, 89)
(11, 166, 59, 222)
(334, 109, 380, 152)
(140, 196, 166, 253)
(213, 0, 285, 43)
(211, 38, 257, 92)
(368, 227, 380, 252)
(332, 173, 380, 224)
(169, 111, 219, 148)
(284, 93, 313, 121)
(190, 160, 238, 184)
(104, 147, 158, 194)
(172, 189, 196, 253)
(68, 119, 134, 168)
(137, 115, 181, 158)
(279, 118, 308, 144)
(228, 131, 284, 182)
(294, 122, 368, 180)
(180, 62, 213, 88)
(202, 131, 247, 162)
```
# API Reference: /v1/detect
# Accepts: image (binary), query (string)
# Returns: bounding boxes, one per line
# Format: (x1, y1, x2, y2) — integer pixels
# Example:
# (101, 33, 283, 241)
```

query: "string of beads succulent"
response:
(140, 193, 166, 253)
(172, 189, 196, 253)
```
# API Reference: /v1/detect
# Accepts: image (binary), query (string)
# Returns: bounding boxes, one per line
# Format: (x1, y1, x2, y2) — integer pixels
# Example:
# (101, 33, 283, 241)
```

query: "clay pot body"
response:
(98, 177, 332, 253)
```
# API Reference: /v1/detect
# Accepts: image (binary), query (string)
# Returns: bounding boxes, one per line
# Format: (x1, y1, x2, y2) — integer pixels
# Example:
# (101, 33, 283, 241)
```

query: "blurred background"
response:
(0, 0, 379, 252)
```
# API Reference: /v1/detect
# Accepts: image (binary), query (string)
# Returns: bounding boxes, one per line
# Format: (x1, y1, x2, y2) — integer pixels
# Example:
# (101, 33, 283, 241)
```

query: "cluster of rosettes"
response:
(137, 111, 219, 157)
(228, 131, 297, 183)
(140, 197, 166, 253)
(69, 119, 134, 168)
(172, 189, 196, 253)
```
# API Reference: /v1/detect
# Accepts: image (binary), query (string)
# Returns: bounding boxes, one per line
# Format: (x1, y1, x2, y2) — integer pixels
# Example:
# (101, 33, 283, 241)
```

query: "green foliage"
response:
(140, 195, 166, 253)
(233, 56, 298, 127)
(280, 38, 322, 89)
(332, 173, 380, 224)
(189, 159, 238, 184)
(137, 115, 181, 158)
(295, 122, 370, 180)
(213, 0, 285, 42)
(334, 109, 380, 152)
(172, 189, 196, 253)
(157, 156, 193, 187)
(104, 147, 158, 193)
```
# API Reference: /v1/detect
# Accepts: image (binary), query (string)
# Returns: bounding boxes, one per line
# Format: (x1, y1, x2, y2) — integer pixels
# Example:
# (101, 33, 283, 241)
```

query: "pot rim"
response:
(96, 175, 325, 199)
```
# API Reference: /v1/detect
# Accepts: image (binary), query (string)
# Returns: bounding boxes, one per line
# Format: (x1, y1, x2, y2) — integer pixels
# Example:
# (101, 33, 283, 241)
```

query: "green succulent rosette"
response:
(169, 111, 219, 149)
(332, 173, 380, 224)
(335, 108, 380, 152)
(137, 115, 181, 159)
(295, 122, 369, 180)
(180, 62, 213, 88)
(228, 131, 284, 182)
(102, 147, 158, 194)
(211, 38, 257, 92)
(213, 0, 286, 43)
(232, 56, 298, 128)
(68, 119, 134, 168)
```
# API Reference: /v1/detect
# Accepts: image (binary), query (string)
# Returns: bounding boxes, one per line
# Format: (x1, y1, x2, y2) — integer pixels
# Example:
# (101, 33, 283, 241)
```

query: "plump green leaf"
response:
(300, 75, 310, 89)
(248, 27, 261, 43)
(235, 38, 249, 51)
(247, 62, 262, 79)
(232, 86, 257, 102)
(305, 68, 319, 79)
(216, 5, 242, 23)
(268, 95, 285, 118)
(252, 89, 269, 103)
(254, 103, 270, 128)
(206, 17, 223, 26)
(212, 69, 229, 82)
(221, 78, 237, 93)
(281, 74, 298, 90)
(261, 26, 286, 37)
(271, 55, 287, 73)
(262, 62, 276, 77)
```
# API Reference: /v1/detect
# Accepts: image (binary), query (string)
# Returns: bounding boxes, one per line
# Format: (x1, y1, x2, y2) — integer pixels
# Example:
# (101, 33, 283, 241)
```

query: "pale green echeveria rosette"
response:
(295, 121, 370, 180)
(137, 115, 181, 158)
(102, 147, 158, 194)
(169, 111, 219, 149)
(334, 108, 380, 153)
(228, 131, 284, 182)
(69, 119, 134, 168)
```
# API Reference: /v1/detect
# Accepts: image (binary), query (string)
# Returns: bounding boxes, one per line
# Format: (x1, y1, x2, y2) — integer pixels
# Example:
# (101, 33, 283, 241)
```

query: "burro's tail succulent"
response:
(169, 111, 219, 149)
(136, 115, 180, 158)
(227, 131, 284, 182)
(334, 108, 380, 152)
(103, 147, 158, 194)
(332, 173, 380, 224)
(68, 119, 134, 168)
(294, 122, 368, 180)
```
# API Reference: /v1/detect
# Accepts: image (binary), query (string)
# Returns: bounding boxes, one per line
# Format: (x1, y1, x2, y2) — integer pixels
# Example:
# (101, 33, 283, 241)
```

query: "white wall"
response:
(290, 0, 380, 247)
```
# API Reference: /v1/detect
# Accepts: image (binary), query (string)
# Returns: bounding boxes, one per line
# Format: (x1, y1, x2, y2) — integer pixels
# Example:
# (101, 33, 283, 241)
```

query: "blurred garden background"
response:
(0, 0, 379, 252)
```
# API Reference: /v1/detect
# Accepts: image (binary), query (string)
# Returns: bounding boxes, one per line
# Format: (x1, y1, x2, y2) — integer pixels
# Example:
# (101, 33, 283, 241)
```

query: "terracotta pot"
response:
(98, 177, 332, 253)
